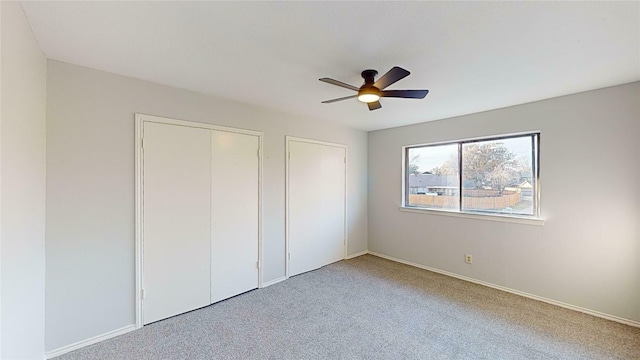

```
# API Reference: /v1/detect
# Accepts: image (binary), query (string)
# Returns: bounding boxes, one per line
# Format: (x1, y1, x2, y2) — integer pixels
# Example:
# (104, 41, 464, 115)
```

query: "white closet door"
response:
(288, 140, 346, 277)
(210, 131, 259, 303)
(143, 122, 211, 324)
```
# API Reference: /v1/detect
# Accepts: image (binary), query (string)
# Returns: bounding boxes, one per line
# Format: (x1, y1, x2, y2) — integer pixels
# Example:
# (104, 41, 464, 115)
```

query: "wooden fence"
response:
(409, 189, 522, 210)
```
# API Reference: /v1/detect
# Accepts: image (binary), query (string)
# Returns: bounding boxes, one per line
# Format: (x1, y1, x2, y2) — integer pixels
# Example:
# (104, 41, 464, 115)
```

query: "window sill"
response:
(399, 206, 545, 226)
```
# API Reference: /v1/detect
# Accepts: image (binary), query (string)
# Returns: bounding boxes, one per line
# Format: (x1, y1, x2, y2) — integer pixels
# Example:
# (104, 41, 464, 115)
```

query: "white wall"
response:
(45, 60, 368, 351)
(1, 1, 47, 358)
(369, 82, 640, 323)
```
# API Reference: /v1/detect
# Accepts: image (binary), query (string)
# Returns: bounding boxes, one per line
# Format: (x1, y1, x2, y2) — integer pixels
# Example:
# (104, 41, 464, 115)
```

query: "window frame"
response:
(402, 132, 541, 220)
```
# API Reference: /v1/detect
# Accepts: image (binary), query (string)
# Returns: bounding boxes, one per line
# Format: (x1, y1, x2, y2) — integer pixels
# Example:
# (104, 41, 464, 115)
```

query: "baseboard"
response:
(261, 276, 287, 288)
(346, 250, 369, 259)
(45, 324, 136, 359)
(368, 251, 640, 328)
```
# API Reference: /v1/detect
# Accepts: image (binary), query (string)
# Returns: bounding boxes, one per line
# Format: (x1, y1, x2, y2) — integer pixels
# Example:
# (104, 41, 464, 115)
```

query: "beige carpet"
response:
(55, 254, 640, 359)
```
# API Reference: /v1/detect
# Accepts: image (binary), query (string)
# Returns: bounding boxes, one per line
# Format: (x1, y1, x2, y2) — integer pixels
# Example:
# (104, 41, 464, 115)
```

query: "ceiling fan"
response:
(319, 66, 429, 111)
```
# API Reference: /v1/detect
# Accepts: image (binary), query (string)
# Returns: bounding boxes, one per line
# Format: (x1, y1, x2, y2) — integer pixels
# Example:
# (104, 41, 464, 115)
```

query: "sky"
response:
(409, 136, 534, 173)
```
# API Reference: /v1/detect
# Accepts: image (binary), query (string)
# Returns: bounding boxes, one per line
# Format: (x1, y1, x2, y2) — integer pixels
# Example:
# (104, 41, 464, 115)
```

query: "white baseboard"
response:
(346, 250, 369, 259)
(368, 251, 640, 328)
(261, 276, 287, 288)
(45, 324, 136, 359)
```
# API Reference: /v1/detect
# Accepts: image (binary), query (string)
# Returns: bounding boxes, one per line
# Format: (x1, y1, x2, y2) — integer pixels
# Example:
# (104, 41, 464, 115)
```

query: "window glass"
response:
(406, 144, 459, 210)
(405, 133, 538, 217)
(462, 137, 535, 215)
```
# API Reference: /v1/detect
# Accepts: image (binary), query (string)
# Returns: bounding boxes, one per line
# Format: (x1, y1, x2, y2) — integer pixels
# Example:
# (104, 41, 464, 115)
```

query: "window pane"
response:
(461, 136, 534, 215)
(406, 144, 459, 210)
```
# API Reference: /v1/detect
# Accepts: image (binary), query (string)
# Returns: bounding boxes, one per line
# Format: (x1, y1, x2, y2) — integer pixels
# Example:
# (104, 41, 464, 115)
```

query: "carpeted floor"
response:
(55, 254, 640, 359)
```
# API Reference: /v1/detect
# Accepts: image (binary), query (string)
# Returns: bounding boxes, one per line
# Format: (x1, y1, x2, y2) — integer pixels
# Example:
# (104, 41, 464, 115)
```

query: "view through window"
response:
(405, 133, 538, 216)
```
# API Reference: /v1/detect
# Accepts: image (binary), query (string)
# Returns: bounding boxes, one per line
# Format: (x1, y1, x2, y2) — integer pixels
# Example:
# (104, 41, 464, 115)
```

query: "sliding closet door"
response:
(210, 131, 260, 303)
(288, 139, 346, 277)
(143, 122, 212, 324)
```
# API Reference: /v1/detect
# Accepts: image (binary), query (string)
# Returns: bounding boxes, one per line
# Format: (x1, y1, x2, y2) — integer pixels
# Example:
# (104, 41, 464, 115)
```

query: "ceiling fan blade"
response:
(322, 95, 358, 103)
(319, 78, 359, 91)
(381, 89, 429, 99)
(373, 66, 410, 90)
(367, 101, 382, 111)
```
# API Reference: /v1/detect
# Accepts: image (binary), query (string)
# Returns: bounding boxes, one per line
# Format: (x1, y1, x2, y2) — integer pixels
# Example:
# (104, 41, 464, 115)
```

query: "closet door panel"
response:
(288, 140, 346, 277)
(210, 131, 260, 303)
(319, 145, 347, 266)
(143, 122, 211, 324)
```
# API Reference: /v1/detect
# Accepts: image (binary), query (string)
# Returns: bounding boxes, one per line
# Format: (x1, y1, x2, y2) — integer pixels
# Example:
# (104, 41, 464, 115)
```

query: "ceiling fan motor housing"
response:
(361, 69, 378, 85)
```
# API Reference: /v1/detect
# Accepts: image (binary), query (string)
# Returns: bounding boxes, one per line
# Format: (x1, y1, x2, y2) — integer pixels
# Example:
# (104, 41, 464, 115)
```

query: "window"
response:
(404, 133, 539, 217)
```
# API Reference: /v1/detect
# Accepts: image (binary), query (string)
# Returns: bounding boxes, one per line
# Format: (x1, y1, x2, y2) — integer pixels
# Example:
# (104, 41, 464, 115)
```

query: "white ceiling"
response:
(20, 1, 640, 131)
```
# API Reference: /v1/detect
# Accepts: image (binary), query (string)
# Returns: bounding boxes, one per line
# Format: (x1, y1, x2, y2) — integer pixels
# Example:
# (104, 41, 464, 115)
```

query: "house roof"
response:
(518, 180, 533, 189)
(409, 174, 458, 188)
(19, 1, 640, 131)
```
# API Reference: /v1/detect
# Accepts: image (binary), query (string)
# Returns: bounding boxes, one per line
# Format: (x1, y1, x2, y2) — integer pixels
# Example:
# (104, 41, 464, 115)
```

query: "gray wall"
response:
(45, 60, 368, 351)
(1, 1, 47, 358)
(369, 82, 640, 323)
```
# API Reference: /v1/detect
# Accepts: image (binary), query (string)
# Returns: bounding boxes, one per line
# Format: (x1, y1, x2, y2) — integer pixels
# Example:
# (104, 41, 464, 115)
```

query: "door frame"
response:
(285, 136, 348, 279)
(135, 113, 263, 329)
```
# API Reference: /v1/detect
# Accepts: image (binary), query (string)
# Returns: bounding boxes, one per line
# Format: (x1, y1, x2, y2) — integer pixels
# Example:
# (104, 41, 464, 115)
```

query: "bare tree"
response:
(462, 143, 518, 190)
(430, 154, 458, 175)
(408, 154, 421, 175)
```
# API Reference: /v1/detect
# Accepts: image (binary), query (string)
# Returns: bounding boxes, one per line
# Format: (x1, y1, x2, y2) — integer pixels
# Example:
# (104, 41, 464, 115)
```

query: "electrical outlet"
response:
(465, 254, 472, 264)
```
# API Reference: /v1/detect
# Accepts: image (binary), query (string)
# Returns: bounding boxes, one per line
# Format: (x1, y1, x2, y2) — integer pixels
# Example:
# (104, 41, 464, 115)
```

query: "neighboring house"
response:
(518, 179, 533, 196)
(409, 173, 489, 195)
(408, 173, 458, 195)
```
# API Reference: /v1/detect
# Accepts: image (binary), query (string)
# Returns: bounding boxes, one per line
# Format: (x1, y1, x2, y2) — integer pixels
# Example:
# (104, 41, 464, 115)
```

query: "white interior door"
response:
(288, 139, 346, 277)
(143, 122, 212, 324)
(210, 131, 260, 303)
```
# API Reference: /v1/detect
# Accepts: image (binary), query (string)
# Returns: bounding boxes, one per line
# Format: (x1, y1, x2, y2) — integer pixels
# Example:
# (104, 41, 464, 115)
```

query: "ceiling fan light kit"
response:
(357, 87, 380, 103)
(320, 66, 429, 111)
